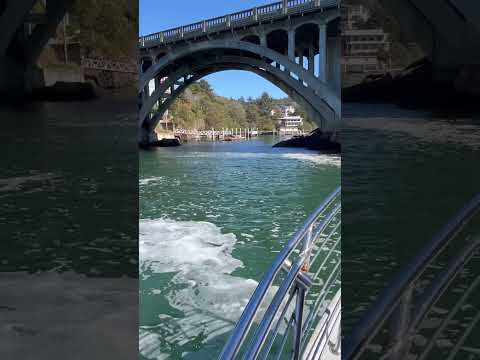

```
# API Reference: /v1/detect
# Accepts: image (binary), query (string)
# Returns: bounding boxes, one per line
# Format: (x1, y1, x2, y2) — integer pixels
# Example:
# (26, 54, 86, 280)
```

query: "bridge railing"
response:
(81, 57, 137, 73)
(139, 0, 339, 48)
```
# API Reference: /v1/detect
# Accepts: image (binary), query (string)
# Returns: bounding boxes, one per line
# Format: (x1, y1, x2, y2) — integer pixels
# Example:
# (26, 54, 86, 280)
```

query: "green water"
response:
(139, 137, 340, 359)
(0, 97, 139, 359)
(0, 98, 138, 276)
(342, 103, 480, 356)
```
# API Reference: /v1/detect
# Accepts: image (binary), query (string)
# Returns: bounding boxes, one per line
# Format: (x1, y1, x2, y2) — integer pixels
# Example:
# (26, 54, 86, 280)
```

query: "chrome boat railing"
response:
(344, 193, 480, 360)
(219, 187, 341, 360)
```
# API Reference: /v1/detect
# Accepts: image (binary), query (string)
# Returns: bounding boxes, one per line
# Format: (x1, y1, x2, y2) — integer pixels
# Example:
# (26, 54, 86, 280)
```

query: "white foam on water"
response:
(139, 176, 165, 186)
(139, 219, 259, 359)
(0, 172, 60, 192)
(282, 153, 341, 167)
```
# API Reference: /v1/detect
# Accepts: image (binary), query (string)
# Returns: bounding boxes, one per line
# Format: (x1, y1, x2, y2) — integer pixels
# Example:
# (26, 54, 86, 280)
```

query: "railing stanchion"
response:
(293, 286, 306, 360)
(389, 284, 413, 360)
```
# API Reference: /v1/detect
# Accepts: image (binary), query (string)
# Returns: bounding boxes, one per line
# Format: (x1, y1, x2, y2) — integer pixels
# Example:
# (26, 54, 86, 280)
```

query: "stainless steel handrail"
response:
(219, 187, 341, 360)
(344, 193, 480, 359)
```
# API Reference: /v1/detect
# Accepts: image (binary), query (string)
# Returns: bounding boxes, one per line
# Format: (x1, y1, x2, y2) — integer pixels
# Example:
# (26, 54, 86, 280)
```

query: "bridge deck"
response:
(139, 0, 339, 47)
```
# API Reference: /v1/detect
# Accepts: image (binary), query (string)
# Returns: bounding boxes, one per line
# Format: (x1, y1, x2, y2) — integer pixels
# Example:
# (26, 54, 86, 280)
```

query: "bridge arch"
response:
(139, 41, 339, 144)
(140, 57, 154, 73)
(138, 1, 341, 145)
(241, 35, 261, 45)
(140, 56, 329, 138)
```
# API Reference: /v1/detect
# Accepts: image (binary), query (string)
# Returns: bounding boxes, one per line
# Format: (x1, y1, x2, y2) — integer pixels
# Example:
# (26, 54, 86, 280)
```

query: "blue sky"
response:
(140, 0, 287, 99)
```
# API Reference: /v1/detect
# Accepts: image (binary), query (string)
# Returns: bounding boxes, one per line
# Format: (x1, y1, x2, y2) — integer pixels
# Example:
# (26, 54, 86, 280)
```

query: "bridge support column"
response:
(0, 0, 37, 55)
(139, 126, 159, 147)
(288, 29, 295, 62)
(327, 36, 341, 93)
(260, 34, 267, 47)
(318, 23, 327, 82)
(154, 76, 161, 91)
(308, 45, 315, 75)
(0, 57, 27, 98)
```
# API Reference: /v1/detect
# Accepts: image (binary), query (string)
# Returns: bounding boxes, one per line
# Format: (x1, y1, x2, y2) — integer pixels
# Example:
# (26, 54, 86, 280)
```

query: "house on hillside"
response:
(272, 105, 303, 135)
(341, 4, 391, 76)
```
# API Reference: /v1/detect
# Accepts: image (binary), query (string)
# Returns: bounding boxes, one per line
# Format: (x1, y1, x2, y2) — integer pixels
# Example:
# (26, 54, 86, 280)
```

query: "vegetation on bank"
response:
(36, 0, 138, 64)
(70, 0, 138, 60)
(163, 80, 316, 131)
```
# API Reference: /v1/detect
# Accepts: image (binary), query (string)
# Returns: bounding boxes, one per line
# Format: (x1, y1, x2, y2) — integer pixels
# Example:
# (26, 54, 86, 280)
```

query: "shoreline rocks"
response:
(342, 58, 479, 112)
(140, 138, 181, 150)
(273, 129, 341, 153)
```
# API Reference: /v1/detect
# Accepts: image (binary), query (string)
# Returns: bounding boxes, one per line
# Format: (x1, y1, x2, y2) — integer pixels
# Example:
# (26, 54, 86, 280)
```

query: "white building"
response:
(343, 28, 390, 73)
(341, 4, 391, 74)
(342, 4, 370, 31)
(273, 105, 303, 135)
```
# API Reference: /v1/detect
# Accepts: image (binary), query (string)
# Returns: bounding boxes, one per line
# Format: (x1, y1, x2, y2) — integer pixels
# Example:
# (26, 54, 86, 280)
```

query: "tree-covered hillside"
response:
(70, 0, 138, 60)
(166, 80, 316, 131)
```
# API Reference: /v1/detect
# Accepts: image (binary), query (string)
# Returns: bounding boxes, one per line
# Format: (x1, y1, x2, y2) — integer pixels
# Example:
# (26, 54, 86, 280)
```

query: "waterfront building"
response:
(273, 105, 303, 135)
(342, 28, 390, 73)
(341, 4, 391, 75)
(341, 4, 370, 30)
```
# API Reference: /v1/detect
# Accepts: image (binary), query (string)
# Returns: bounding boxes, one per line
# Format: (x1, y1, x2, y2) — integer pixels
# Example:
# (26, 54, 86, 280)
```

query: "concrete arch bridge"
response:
(0, 0, 74, 96)
(138, 0, 341, 146)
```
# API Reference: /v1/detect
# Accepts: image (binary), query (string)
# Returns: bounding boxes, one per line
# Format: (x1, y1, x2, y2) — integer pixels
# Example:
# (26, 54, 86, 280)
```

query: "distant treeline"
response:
(165, 80, 316, 131)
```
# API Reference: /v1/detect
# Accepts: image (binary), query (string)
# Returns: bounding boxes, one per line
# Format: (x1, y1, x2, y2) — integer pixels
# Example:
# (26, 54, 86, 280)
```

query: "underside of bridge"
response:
(138, 2, 341, 146)
(0, 0, 73, 97)
(380, 0, 480, 90)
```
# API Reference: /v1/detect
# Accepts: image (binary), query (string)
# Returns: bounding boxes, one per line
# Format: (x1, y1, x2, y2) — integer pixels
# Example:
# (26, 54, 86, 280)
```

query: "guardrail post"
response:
(226, 14, 231, 27)
(202, 20, 207, 32)
(283, 0, 288, 15)
(180, 27, 184, 38)
(293, 286, 306, 360)
(254, 7, 258, 21)
(160, 32, 164, 43)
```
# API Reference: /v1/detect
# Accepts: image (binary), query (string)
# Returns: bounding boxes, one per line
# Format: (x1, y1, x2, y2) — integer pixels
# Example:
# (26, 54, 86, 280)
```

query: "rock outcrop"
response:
(273, 129, 340, 153)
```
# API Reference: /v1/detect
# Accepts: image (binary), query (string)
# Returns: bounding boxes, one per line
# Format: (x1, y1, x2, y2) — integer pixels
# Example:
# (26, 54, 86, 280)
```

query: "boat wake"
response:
(139, 219, 258, 359)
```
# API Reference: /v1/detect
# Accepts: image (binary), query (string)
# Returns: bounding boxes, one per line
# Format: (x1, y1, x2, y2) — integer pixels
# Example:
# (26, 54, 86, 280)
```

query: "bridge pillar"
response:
(318, 23, 327, 82)
(288, 29, 295, 62)
(0, 57, 27, 98)
(282, 0, 288, 15)
(0, 0, 36, 55)
(327, 36, 341, 94)
(260, 33, 267, 47)
(308, 45, 315, 75)
(139, 126, 159, 147)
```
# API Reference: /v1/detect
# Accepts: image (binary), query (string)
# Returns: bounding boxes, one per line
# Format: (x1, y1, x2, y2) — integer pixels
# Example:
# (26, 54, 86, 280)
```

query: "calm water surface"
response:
(342, 103, 480, 354)
(0, 98, 138, 359)
(139, 137, 340, 359)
